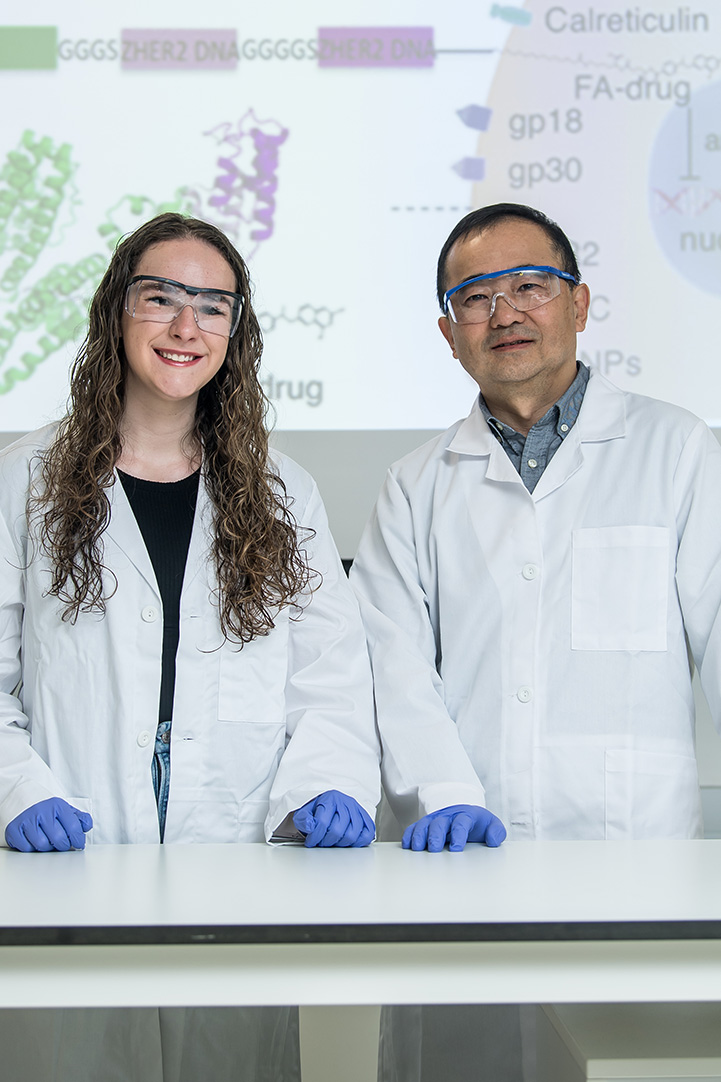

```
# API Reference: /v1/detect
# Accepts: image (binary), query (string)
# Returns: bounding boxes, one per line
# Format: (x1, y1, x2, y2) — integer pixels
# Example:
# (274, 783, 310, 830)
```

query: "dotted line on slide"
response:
(390, 205, 473, 212)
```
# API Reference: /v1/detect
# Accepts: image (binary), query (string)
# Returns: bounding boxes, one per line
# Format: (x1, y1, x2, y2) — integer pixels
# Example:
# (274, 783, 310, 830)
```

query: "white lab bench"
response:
(2, 839, 721, 1007)
(2, 840, 721, 1080)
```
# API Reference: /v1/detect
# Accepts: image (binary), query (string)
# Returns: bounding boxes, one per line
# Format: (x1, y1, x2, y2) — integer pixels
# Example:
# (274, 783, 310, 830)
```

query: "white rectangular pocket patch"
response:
(571, 525, 669, 651)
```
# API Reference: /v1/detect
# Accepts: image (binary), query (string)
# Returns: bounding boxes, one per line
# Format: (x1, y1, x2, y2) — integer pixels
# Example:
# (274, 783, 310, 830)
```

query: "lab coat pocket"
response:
(571, 526, 669, 651)
(604, 748, 702, 839)
(217, 618, 289, 723)
(237, 799, 269, 843)
(169, 788, 240, 843)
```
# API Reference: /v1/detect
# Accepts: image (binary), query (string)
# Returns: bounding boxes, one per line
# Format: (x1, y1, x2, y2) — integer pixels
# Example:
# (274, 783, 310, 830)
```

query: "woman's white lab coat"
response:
(0, 425, 380, 844)
(0, 424, 380, 1082)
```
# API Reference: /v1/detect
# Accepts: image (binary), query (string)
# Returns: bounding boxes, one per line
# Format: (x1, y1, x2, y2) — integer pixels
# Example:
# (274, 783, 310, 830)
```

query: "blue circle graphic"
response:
(649, 81, 721, 295)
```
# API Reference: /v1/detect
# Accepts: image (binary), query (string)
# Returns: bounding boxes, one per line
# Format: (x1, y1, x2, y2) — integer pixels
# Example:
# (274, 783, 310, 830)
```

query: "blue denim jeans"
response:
(151, 720, 171, 843)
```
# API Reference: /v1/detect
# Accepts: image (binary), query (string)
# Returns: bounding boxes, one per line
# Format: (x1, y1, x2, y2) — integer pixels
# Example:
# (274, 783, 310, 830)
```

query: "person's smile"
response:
(154, 347, 204, 366)
(489, 332, 538, 352)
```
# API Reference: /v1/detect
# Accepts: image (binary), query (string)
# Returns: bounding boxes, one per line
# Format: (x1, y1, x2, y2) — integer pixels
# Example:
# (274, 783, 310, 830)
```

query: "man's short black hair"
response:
(436, 203, 581, 310)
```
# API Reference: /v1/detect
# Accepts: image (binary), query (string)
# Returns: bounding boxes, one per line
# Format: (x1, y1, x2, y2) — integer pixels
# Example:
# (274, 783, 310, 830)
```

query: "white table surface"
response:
(2, 840, 721, 1008)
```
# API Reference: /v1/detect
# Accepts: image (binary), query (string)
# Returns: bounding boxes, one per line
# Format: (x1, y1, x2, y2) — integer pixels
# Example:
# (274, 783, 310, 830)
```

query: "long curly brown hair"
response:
(29, 213, 315, 642)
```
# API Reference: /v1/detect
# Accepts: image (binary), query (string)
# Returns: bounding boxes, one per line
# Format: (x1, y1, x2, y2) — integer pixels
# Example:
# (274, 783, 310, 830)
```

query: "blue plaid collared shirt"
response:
(479, 362, 590, 493)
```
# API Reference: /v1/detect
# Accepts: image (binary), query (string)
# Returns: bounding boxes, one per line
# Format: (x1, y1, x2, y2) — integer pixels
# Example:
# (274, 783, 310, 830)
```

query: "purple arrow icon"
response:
(453, 157, 485, 181)
(457, 105, 492, 131)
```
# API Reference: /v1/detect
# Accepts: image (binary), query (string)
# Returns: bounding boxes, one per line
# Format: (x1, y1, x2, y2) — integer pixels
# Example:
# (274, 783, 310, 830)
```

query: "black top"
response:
(118, 469, 200, 722)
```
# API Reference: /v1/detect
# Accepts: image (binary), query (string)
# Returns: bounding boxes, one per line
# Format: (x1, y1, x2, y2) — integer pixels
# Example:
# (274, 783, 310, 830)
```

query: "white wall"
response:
(270, 429, 440, 559)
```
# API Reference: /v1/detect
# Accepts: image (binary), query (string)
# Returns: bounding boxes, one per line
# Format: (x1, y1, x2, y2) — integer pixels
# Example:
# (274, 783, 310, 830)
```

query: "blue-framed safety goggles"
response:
(443, 265, 578, 325)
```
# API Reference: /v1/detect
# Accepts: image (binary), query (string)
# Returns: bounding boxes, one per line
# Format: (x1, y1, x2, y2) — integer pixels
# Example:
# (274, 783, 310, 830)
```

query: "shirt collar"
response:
(447, 367, 626, 457)
(479, 362, 590, 442)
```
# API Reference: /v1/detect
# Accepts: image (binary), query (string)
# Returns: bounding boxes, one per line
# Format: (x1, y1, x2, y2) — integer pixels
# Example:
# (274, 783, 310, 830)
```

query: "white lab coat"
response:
(0, 424, 380, 1082)
(0, 425, 380, 844)
(352, 371, 721, 842)
(352, 371, 721, 1082)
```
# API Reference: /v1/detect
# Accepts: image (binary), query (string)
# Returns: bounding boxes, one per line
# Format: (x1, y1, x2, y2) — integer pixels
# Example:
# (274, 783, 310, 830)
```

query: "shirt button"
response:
(141, 606, 158, 623)
(522, 564, 539, 580)
(517, 686, 533, 703)
(560, 423, 569, 433)
(527, 459, 538, 469)
(137, 730, 152, 748)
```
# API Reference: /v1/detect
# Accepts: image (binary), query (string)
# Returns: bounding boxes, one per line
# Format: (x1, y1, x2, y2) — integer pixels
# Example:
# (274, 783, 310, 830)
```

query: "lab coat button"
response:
(522, 564, 539, 580)
(517, 686, 533, 703)
(137, 730, 152, 748)
(141, 606, 158, 623)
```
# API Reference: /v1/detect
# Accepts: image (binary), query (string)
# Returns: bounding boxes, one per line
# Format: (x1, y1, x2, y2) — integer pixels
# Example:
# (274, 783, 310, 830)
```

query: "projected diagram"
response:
(0, 110, 339, 399)
(1, 3, 720, 428)
(445, 0, 720, 410)
(0, 131, 91, 397)
(184, 111, 288, 258)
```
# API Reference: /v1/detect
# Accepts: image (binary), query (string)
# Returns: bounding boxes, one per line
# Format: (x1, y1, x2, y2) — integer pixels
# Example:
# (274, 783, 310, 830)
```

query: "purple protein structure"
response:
(183, 110, 289, 259)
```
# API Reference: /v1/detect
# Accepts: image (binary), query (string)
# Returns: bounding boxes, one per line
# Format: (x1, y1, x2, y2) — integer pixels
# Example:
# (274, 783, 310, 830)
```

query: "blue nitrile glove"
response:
(402, 804, 506, 853)
(292, 790, 375, 848)
(5, 798, 93, 853)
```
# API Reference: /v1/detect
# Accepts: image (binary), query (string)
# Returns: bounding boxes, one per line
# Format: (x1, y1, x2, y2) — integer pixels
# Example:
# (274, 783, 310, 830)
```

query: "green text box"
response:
(0, 27, 57, 70)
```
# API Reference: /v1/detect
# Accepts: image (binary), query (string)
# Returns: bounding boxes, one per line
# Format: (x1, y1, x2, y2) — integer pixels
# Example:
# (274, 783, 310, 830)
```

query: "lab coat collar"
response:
(446, 368, 627, 455)
(182, 477, 213, 592)
(574, 368, 627, 442)
(446, 397, 499, 458)
(532, 371, 627, 500)
(106, 475, 158, 594)
(446, 401, 525, 485)
(445, 368, 628, 493)
(105, 469, 212, 598)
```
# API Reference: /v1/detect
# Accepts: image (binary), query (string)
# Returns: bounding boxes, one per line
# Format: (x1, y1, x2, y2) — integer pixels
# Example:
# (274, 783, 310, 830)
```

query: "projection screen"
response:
(1, 0, 720, 434)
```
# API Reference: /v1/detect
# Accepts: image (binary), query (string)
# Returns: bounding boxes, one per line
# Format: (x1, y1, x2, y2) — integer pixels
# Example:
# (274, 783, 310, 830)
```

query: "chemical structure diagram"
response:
(257, 304, 344, 339)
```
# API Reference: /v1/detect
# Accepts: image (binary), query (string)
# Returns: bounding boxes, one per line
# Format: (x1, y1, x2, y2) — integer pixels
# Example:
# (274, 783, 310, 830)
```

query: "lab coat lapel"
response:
(106, 472, 212, 601)
(446, 399, 525, 486)
(574, 369, 628, 442)
(181, 476, 213, 592)
(448, 399, 531, 568)
(105, 476, 158, 595)
(532, 369, 627, 501)
(531, 429, 584, 500)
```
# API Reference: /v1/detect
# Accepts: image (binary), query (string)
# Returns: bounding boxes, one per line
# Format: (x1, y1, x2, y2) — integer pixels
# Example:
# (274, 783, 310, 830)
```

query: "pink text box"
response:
(121, 29, 238, 71)
(318, 27, 434, 68)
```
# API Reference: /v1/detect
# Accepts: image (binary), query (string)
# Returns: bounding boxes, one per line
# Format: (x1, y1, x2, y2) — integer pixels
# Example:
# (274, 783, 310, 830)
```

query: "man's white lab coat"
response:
(0, 426, 380, 845)
(353, 369, 721, 1082)
(351, 370, 721, 841)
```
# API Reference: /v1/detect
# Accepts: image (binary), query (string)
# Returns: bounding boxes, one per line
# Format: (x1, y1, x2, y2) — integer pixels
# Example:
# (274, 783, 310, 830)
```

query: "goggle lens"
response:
(445, 267, 572, 325)
(125, 276, 242, 337)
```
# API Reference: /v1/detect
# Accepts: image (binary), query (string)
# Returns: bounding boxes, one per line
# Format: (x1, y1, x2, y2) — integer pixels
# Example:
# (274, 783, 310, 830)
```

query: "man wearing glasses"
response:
(351, 202, 721, 1081)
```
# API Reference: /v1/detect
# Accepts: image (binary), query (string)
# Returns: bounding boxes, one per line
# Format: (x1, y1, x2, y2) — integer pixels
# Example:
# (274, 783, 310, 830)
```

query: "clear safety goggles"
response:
(124, 275, 243, 337)
(443, 265, 577, 325)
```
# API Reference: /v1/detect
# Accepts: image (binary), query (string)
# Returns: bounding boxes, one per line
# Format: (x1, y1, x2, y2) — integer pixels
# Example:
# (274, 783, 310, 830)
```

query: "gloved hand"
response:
(402, 804, 506, 853)
(292, 790, 375, 848)
(5, 798, 93, 853)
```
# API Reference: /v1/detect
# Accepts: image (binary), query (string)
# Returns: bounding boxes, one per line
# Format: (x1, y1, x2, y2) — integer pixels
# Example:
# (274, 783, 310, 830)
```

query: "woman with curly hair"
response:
(0, 213, 380, 1080)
